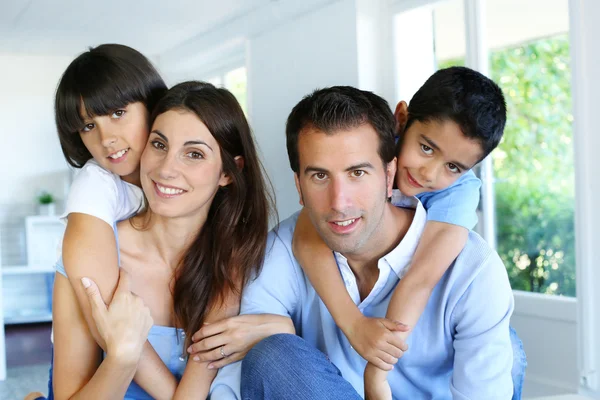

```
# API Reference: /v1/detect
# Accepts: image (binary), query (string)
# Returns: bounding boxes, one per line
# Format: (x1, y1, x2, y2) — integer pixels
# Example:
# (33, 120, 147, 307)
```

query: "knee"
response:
(244, 333, 301, 372)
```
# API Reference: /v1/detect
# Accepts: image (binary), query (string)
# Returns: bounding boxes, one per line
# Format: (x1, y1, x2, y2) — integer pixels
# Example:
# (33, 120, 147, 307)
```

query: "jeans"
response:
(242, 328, 527, 400)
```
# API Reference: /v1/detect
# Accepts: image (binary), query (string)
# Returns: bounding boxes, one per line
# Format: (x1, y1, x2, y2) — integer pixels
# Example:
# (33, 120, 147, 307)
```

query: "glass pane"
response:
(224, 67, 247, 114)
(393, 0, 465, 101)
(206, 76, 222, 87)
(487, 0, 575, 296)
(433, 0, 466, 69)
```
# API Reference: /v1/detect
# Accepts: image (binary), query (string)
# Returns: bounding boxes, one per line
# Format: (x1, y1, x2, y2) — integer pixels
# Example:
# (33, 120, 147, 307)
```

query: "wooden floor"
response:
(5, 323, 53, 367)
(0, 323, 52, 399)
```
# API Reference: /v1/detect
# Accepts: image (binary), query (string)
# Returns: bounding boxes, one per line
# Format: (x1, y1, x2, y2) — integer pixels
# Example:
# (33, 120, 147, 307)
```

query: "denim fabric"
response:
(242, 334, 362, 400)
(242, 329, 527, 400)
(511, 326, 527, 400)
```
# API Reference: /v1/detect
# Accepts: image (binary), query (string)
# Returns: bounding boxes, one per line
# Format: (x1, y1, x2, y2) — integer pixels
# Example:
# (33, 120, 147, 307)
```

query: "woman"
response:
(52, 81, 292, 399)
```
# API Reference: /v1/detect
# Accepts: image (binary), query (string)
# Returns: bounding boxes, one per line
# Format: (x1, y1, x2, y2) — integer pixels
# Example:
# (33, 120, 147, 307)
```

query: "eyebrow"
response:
(420, 134, 471, 170)
(303, 162, 375, 175)
(151, 130, 214, 152)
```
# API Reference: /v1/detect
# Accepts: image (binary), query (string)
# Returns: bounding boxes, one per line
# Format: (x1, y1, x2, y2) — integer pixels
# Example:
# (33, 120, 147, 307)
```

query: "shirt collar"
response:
(334, 191, 427, 278)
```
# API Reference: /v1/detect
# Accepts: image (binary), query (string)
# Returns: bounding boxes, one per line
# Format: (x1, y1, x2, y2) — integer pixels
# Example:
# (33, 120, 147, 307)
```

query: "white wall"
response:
(0, 54, 72, 206)
(247, 0, 361, 220)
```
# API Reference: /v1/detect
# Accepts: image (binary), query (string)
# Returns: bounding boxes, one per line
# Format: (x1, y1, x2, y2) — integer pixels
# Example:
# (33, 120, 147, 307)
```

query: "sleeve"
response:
(450, 250, 514, 399)
(209, 226, 302, 399)
(60, 162, 119, 227)
(417, 170, 481, 230)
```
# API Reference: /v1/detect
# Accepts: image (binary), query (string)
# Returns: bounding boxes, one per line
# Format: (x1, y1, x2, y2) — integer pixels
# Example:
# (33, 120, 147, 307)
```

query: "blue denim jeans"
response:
(242, 328, 527, 400)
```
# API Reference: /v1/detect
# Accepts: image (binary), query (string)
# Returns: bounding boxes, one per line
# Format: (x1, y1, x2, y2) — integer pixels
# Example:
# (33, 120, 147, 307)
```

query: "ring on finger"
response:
(220, 346, 227, 358)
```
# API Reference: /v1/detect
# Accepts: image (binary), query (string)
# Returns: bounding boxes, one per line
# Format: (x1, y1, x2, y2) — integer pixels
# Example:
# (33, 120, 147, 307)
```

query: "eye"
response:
(81, 123, 95, 133)
(351, 170, 365, 178)
(151, 140, 166, 150)
(187, 151, 204, 159)
(313, 172, 327, 181)
(111, 109, 126, 118)
(447, 163, 461, 174)
(420, 144, 433, 155)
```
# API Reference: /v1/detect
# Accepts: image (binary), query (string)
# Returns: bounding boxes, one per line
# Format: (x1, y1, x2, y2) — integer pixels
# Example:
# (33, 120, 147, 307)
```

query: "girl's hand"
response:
(187, 314, 295, 369)
(82, 269, 153, 366)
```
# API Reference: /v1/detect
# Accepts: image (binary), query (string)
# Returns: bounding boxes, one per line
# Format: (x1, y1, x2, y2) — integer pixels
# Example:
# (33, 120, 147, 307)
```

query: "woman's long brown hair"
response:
(148, 81, 276, 343)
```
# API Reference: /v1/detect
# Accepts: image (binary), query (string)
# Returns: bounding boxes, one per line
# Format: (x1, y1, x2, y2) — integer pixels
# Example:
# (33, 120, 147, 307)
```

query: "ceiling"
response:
(0, 0, 273, 57)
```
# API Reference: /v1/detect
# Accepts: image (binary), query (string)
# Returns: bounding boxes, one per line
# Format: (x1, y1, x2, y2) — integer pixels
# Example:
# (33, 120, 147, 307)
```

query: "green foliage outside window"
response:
(439, 34, 575, 296)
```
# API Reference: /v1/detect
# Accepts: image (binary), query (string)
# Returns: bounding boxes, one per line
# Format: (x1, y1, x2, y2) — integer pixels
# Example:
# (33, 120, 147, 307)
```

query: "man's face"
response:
(294, 124, 396, 257)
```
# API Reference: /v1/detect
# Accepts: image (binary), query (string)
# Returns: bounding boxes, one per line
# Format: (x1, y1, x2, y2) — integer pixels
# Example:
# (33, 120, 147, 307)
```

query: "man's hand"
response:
(83, 269, 153, 366)
(187, 314, 295, 369)
(346, 315, 409, 370)
(364, 362, 392, 400)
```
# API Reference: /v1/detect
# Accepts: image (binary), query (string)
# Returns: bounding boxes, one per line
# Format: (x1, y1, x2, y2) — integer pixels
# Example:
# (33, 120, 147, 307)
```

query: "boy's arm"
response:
(364, 222, 468, 398)
(293, 209, 408, 370)
(63, 213, 178, 399)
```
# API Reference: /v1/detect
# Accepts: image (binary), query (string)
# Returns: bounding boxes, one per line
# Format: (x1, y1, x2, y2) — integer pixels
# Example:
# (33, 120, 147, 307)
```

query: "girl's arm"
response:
(62, 213, 178, 399)
(293, 209, 408, 370)
(52, 271, 151, 400)
(173, 294, 241, 399)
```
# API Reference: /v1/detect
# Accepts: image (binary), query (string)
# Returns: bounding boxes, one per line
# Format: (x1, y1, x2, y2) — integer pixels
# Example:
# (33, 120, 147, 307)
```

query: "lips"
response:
(406, 170, 423, 188)
(328, 217, 360, 234)
(107, 148, 130, 163)
(153, 181, 187, 198)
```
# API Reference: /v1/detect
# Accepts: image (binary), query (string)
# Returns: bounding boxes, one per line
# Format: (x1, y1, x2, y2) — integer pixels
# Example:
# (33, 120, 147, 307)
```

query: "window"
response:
(206, 66, 248, 114)
(395, 0, 575, 297)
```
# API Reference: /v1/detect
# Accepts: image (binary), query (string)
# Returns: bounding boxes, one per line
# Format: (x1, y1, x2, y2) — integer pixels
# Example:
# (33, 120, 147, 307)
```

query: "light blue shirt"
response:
(210, 195, 514, 399)
(417, 169, 481, 230)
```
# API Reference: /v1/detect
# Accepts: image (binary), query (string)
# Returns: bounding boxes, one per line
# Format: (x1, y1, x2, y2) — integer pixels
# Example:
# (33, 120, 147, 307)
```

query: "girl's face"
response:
(78, 101, 149, 185)
(140, 109, 231, 221)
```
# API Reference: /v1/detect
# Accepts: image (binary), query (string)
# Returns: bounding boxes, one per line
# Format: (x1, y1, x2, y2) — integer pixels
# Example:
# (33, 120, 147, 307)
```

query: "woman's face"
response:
(140, 109, 231, 220)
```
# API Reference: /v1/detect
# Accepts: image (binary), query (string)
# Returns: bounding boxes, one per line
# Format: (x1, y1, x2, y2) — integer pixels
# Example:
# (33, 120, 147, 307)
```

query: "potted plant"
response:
(37, 190, 55, 216)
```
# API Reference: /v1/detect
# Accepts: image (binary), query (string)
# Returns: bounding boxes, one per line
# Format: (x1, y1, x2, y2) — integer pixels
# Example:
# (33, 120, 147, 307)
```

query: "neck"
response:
(121, 167, 142, 187)
(344, 203, 413, 284)
(134, 209, 210, 269)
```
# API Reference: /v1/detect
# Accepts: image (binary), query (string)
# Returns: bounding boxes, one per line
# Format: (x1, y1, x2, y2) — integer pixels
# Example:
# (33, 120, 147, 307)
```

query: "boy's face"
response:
(395, 102, 483, 197)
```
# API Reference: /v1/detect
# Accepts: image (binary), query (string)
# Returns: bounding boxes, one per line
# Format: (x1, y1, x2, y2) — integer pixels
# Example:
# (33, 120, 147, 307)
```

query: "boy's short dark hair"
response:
(406, 66, 507, 160)
(286, 86, 396, 173)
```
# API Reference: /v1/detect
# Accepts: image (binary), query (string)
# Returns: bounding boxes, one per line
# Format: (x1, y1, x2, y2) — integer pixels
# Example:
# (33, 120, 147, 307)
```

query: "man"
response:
(210, 86, 517, 399)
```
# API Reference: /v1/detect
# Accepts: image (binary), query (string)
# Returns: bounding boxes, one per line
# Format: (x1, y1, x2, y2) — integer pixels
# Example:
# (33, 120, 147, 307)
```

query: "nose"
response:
(329, 178, 352, 214)
(157, 152, 179, 180)
(99, 127, 118, 148)
(419, 161, 439, 184)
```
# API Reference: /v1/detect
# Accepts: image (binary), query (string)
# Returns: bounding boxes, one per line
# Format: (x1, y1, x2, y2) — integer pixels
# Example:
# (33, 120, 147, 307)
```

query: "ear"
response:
(394, 101, 409, 135)
(218, 156, 244, 187)
(386, 157, 397, 198)
(234, 155, 244, 171)
(294, 173, 304, 206)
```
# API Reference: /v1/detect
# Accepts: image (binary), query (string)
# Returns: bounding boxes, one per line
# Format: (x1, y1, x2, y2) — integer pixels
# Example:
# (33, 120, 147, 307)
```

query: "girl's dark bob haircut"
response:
(55, 43, 167, 167)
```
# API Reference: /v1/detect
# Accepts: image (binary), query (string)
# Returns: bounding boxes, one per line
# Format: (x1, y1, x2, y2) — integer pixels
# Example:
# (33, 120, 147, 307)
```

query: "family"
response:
(41, 43, 526, 400)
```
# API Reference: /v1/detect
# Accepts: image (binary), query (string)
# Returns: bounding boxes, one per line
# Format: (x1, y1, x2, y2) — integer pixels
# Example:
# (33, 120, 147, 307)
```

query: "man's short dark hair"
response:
(406, 66, 507, 160)
(286, 86, 396, 173)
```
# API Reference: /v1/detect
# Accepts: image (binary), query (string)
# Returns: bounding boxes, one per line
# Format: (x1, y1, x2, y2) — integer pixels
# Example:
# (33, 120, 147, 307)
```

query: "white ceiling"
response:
(0, 0, 273, 57)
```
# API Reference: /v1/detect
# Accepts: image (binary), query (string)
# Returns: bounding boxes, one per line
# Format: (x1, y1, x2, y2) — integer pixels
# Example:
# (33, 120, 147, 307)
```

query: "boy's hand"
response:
(364, 362, 392, 400)
(346, 315, 409, 371)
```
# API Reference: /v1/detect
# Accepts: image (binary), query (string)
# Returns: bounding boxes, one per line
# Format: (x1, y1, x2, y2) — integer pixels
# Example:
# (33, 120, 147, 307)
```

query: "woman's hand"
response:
(82, 269, 153, 366)
(187, 314, 295, 369)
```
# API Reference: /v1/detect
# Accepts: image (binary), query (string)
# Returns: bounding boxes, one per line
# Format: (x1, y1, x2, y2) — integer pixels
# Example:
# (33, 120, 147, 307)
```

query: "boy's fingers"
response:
(380, 318, 410, 333)
(81, 277, 107, 312)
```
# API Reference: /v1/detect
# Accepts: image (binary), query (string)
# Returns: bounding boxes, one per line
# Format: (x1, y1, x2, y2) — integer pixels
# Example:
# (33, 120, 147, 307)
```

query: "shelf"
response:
(3, 310, 52, 325)
(2, 265, 55, 276)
